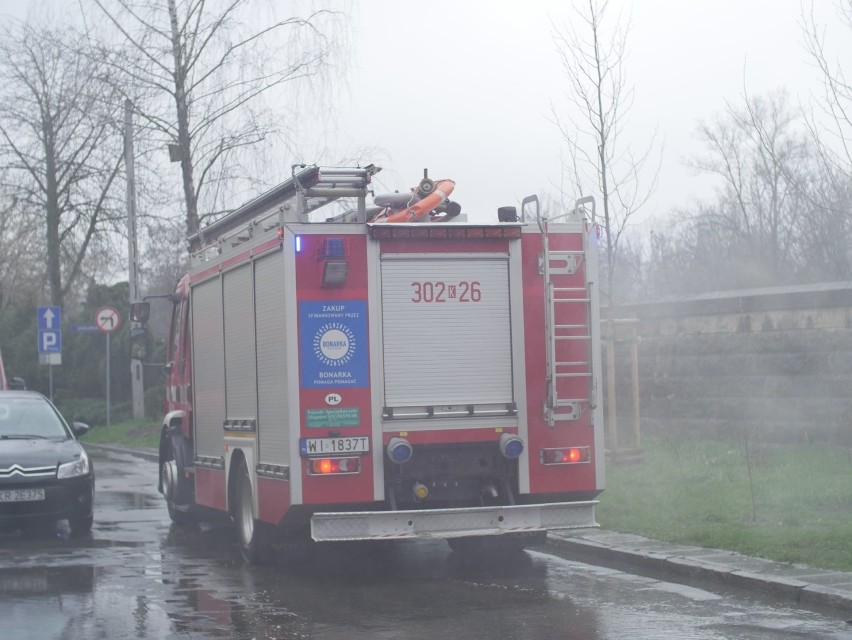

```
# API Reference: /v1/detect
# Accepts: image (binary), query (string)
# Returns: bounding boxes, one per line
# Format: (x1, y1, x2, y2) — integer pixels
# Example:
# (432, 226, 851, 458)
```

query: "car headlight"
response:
(57, 451, 91, 479)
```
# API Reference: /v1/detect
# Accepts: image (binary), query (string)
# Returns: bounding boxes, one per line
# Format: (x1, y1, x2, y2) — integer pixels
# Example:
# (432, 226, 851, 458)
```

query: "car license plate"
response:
(300, 437, 369, 456)
(0, 488, 45, 502)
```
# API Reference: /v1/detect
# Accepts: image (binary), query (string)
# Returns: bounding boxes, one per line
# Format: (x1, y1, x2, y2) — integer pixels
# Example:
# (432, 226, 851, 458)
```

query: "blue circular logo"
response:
(313, 322, 356, 367)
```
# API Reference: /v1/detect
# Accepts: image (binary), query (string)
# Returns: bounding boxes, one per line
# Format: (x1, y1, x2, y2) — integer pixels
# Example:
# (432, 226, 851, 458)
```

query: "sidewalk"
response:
(548, 529, 852, 615)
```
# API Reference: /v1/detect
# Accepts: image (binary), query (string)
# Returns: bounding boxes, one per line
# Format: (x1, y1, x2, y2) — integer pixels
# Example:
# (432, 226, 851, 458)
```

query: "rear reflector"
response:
(540, 446, 591, 465)
(308, 457, 361, 475)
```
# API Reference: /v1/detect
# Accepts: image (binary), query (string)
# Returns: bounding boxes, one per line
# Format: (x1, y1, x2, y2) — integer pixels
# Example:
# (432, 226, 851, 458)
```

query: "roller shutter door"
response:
(191, 276, 226, 457)
(381, 255, 513, 408)
(223, 265, 257, 420)
(254, 251, 290, 464)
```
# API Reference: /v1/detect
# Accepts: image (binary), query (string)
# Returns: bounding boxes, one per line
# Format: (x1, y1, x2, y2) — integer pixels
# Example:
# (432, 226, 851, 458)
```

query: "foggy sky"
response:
(1, 0, 848, 228)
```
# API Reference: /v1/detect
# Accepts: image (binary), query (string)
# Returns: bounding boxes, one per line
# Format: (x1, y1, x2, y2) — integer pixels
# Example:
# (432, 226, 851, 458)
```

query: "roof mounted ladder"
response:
(188, 164, 381, 254)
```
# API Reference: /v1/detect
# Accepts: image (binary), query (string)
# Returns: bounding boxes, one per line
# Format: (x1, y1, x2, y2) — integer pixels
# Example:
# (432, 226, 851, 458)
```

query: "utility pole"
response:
(125, 99, 145, 420)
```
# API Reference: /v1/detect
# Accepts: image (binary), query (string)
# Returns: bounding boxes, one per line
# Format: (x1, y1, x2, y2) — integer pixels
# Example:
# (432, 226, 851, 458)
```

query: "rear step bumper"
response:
(311, 500, 598, 542)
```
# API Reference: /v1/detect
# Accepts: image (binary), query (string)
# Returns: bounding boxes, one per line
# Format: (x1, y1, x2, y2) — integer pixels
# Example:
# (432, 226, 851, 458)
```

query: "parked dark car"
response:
(0, 390, 94, 535)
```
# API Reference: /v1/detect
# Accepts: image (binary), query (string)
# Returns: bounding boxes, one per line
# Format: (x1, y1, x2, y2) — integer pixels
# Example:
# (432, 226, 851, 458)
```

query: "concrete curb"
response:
(548, 530, 852, 615)
(83, 442, 159, 462)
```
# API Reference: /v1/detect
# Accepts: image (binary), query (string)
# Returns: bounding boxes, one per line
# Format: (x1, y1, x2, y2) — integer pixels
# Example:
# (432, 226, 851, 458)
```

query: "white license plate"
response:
(0, 488, 45, 503)
(300, 437, 369, 456)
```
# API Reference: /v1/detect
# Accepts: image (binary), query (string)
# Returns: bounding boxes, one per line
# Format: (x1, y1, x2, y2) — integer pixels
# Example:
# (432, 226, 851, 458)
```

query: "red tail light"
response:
(541, 446, 591, 465)
(308, 457, 360, 475)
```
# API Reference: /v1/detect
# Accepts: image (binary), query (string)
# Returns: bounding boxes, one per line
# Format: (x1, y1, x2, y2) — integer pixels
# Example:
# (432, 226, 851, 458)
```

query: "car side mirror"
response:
(72, 422, 90, 437)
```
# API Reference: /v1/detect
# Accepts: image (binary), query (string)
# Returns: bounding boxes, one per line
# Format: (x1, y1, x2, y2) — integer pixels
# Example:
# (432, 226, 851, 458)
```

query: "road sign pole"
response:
(37, 306, 62, 400)
(106, 332, 111, 430)
(94, 306, 120, 429)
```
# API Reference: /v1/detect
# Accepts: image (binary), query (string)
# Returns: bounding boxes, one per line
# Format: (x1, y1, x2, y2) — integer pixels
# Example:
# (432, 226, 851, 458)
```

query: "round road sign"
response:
(95, 306, 121, 333)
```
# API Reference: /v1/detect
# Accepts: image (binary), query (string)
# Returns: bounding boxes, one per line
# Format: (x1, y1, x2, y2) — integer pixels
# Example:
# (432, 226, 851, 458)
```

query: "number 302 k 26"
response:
(410, 281, 482, 303)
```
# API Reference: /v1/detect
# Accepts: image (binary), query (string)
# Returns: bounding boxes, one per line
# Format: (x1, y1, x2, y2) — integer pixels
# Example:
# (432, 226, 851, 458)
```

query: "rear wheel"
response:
(234, 458, 268, 564)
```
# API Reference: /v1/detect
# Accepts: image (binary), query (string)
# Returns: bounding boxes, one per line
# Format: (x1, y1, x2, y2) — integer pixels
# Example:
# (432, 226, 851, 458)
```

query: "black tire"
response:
(233, 458, 267, 564)
(162, 445, 194, 525)
(68, 513, 93, 537)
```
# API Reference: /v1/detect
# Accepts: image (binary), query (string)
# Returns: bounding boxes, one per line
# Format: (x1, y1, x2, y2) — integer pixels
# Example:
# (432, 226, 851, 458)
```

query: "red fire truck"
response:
(132, 164, 604, 562)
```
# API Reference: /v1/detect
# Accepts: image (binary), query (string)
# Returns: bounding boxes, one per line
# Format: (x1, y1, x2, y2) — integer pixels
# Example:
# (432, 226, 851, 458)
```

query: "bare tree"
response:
(799, 1, 852, 279)
(801, 0, 852, 177)
(87, 0, 349, 247)
(0, 189, 44, 310)
(690, 89, 817, 283)
(550, 0, 660, 306)
(0, 21, 125, 307)
(641, 88, 847, 296)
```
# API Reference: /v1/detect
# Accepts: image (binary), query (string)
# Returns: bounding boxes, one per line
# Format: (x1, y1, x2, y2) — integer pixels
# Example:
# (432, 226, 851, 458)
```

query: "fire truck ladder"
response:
(530, 196, 599, 428)
(187, 164, 381, 257)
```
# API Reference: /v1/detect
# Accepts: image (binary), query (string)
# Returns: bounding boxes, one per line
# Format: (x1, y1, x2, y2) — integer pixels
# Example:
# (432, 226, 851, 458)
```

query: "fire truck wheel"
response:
(234, 458, 268, 564)
(161, 450, 193, 525)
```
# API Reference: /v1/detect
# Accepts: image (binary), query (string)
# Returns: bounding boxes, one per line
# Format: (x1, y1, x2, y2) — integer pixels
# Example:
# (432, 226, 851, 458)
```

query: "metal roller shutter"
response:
(254, 251, 290, 464)
(223, 265, 256, 420)
(381, 255, 514, 408)
(191, 277, 226, 457)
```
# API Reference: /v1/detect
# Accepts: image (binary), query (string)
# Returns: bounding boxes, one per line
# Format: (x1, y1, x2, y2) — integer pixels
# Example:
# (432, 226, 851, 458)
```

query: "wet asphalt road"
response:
(1, 449, 851, 639)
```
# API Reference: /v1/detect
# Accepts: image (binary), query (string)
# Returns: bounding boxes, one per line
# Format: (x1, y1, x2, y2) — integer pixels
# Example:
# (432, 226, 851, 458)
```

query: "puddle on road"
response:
(0, 565, 96, 594)
(98, 490, 160, 510)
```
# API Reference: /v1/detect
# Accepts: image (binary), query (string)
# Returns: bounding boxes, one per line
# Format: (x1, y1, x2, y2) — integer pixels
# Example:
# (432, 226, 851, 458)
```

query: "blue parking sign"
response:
(37, 306, 62, 353)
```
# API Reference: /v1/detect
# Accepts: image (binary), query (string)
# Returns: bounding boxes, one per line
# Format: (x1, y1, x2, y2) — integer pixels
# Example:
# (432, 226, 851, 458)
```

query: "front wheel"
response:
(68, 513, 93, 537)
(161, 452, 194, 525)
(234, 458, 268, 564)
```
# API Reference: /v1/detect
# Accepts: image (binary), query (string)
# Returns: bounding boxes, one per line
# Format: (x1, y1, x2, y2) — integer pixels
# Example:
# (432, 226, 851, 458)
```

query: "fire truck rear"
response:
(133, 165, 604, 562)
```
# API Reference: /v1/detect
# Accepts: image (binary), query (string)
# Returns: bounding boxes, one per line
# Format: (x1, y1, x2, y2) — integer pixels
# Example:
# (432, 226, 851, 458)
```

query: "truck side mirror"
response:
(130, 326, 150, 361)
(521, 195, 540, 223)
(131, 301, 151, 323)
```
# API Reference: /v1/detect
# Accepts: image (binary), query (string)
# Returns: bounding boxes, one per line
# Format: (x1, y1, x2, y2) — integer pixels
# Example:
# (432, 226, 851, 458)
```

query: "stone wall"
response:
(610, 283, 852, 445)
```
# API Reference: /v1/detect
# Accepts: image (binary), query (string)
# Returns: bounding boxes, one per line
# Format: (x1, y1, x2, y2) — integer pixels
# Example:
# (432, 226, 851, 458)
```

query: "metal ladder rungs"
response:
(542, 217, 597, 427)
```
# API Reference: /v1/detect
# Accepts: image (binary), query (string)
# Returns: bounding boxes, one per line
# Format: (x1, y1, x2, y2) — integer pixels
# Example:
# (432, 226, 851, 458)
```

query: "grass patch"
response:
(80, 418, 160, 449)
(599, 438, 852, 571)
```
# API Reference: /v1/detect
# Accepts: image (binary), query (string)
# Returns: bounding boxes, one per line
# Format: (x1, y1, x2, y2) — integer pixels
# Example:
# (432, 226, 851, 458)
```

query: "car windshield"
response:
(0, 397, 69, 439)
